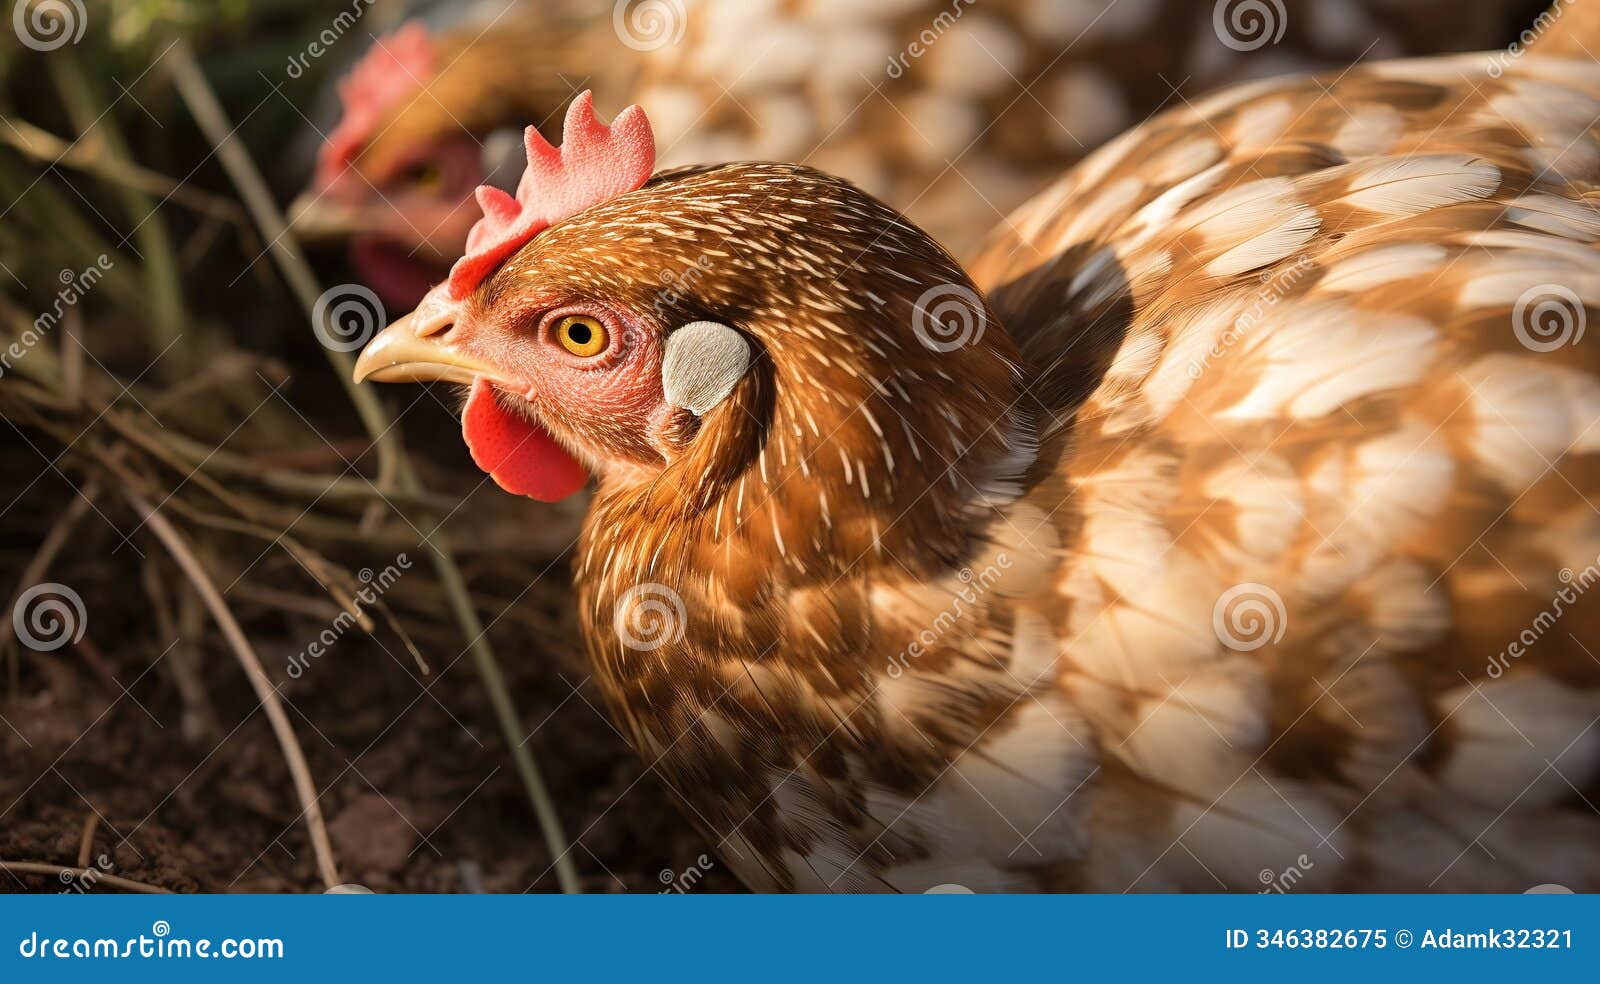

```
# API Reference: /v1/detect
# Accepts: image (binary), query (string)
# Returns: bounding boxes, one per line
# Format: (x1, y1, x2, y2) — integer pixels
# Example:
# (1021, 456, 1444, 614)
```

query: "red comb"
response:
(316, 22, 437, 184)
(444, 92, 656, 299)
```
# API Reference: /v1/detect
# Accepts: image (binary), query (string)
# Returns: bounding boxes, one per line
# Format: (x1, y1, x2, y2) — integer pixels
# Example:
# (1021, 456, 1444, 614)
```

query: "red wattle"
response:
(461, 379, 588, 502)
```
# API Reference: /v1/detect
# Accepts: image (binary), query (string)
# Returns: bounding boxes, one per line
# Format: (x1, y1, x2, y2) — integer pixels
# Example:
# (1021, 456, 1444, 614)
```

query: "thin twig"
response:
(150, 427, 462, 511)
(0, 117, 245, 222)
(61, 307, 83, 407)
(76, 814, 100, 870)
(163, 42, 393, 457)
(142, 555, 224, 744)
(0, 860, 171, 894)
(167, 38, 580, 892)
(125, 490, 341, 890)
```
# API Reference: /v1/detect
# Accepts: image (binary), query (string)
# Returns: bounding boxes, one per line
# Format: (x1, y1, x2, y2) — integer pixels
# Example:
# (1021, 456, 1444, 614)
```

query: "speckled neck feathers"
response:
(529, 163, 1038, 590)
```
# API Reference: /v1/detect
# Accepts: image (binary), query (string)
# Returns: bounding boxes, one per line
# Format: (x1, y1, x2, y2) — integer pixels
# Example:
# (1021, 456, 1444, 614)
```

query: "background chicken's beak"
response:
(353, 310, 504, 385)
(288, 192, 364, 243)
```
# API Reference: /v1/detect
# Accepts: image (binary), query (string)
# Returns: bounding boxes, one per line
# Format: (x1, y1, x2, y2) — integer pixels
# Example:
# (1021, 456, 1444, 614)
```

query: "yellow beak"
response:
(353, 308, 506, 385)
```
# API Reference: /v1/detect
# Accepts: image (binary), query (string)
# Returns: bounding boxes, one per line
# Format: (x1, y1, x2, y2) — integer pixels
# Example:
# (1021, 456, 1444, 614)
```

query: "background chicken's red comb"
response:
(445, 92, 655, 299)
(316, 21, 437, 185)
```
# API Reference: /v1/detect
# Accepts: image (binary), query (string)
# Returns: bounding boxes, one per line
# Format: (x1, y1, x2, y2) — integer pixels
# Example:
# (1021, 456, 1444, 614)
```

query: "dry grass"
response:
(0, 3, 646, 894)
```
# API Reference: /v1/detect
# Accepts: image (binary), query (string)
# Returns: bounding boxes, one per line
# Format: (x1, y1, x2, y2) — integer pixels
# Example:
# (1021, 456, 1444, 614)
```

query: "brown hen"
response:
(292, 0, 1536, 304)
(353, 7, 1600, 891)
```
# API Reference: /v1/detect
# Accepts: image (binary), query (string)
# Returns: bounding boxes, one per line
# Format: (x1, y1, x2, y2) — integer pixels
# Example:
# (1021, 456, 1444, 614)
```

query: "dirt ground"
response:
(0, 463, 744, 895)
(1, 32, 746, 886)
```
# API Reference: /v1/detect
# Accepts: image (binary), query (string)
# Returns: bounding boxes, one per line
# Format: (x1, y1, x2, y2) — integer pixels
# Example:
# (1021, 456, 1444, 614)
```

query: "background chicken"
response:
(355, 1, 1600, 891)
(291, 0, 1540, 306)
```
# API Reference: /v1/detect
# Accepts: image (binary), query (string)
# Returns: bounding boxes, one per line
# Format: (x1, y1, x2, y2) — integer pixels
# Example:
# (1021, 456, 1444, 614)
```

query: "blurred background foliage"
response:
(0, 1, 604, 893)
(1, 0, 361, 370)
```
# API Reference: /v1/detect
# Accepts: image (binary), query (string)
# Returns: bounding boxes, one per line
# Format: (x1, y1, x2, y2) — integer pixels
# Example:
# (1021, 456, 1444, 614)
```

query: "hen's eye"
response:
(554, 315, 608, 357)
(402, 162, 443, 188)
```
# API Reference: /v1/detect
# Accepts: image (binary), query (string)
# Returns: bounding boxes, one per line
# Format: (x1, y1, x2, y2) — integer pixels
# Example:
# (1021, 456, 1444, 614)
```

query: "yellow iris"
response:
(410, 163, 442, 189)
(555, 315, 608, 357)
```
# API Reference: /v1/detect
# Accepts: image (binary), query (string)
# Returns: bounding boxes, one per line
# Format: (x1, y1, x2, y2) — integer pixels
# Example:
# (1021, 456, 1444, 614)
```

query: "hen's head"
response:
(355, 97, 1032, 570)
(290, 21, 584, 307)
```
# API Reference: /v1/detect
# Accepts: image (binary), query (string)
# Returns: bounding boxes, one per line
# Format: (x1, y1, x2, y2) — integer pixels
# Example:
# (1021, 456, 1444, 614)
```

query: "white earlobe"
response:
(662, 321, 751, 416)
